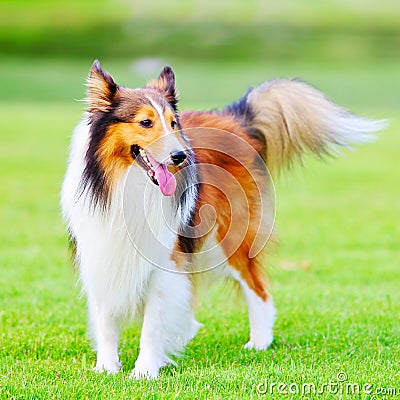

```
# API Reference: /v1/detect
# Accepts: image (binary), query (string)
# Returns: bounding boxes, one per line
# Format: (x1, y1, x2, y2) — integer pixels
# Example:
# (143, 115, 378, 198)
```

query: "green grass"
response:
(0, 55, 399, 399)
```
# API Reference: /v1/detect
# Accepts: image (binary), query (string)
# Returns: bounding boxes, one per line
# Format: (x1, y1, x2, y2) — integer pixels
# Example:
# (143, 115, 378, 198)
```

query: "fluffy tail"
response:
(225, 79, 386, 173)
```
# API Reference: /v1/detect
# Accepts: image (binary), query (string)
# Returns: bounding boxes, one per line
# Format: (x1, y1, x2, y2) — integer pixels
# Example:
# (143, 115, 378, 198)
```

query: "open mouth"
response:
(131, 144, 177, 196)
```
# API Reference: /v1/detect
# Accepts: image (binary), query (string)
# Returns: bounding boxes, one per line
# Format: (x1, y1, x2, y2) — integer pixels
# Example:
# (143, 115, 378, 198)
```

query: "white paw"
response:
(93, 359, 121, 374)
(130, 357, 160, 380)
(130, 365, 159, 380)
(244, 335, 273, 350)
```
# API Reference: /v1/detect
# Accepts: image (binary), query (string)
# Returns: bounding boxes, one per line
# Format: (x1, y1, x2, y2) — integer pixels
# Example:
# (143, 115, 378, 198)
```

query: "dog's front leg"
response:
(131, 268, 193, 379)
(88, 293, 121, 374)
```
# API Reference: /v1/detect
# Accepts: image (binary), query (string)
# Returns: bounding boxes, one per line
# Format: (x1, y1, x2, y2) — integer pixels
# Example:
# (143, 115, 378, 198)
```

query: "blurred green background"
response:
(1, 0, 399, 110)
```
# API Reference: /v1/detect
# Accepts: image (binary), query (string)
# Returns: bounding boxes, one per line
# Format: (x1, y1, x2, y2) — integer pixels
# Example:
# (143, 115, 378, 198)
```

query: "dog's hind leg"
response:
(87, 293, 121, 374)
(229, 260, 276, 351)
(131, 268, 194, 379)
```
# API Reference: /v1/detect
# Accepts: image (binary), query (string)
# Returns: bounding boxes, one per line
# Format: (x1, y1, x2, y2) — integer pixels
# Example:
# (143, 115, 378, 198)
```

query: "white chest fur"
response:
(61, 120, 180, 319)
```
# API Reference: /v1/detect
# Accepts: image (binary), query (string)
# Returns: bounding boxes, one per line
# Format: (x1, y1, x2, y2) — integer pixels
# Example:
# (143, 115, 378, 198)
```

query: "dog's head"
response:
(83, 61, 191, 207)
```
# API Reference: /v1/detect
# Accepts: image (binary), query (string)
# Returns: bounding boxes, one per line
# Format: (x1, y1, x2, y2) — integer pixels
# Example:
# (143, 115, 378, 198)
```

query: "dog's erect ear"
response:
(86, 60, 119, 113)
(147, 66, 178, 111)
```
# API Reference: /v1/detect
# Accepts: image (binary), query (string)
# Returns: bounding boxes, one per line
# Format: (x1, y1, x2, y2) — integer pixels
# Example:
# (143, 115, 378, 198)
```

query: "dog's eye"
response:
(139, 119, 153, 128)
(171, 120, 177, 129)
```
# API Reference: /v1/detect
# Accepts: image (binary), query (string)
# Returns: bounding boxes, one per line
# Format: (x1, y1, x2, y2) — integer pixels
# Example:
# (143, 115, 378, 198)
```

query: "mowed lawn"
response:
(0, 58, 399, 399)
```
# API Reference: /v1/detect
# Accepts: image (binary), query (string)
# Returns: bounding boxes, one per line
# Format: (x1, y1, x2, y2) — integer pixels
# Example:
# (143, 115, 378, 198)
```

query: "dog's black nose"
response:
(170, 150, 187, 166)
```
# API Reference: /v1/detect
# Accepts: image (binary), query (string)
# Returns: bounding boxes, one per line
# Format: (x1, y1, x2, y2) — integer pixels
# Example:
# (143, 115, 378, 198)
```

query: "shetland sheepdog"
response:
(61, 61, 383, 378)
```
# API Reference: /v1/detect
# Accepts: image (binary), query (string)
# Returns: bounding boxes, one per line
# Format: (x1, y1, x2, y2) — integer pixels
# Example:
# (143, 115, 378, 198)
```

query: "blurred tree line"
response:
(1, 0, 399, 63)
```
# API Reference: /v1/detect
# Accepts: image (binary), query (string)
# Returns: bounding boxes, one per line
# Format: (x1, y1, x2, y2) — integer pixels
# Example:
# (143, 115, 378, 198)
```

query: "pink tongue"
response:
(154, 164, 177, 196)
